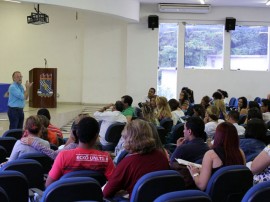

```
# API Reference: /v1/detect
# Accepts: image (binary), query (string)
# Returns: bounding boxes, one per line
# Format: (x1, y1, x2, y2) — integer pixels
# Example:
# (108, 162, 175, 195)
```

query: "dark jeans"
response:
(8, 107, 24, 129)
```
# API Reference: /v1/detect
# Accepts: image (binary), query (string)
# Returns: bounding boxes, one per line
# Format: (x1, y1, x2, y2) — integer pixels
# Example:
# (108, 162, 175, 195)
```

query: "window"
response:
(184, 24, 224, 69)
(230, 26, 269, 71)
(157, 23, 178, 99)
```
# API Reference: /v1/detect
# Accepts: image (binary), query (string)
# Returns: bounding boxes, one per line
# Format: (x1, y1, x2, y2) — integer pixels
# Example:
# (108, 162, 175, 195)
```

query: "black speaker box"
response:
(148, 15, 159, 30)
(225, 17, 236, 31)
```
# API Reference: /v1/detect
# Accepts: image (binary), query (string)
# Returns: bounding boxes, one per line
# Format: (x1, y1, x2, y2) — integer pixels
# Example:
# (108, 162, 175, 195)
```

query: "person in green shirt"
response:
(121, 95, 135, 123)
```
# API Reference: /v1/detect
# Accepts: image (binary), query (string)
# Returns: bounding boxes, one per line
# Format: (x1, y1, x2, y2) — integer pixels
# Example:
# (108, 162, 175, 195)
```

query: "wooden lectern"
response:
(29, 68, 57, 108)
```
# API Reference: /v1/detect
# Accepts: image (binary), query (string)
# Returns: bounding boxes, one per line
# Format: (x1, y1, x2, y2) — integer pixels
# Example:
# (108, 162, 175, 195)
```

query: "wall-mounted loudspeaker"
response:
(225, 17, 236, 32)
(148, 15, 159, 30)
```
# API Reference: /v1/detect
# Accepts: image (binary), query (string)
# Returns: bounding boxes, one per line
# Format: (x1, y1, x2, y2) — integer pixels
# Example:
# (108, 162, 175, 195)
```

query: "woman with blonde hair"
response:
(204, 105, 224, 139)
(214, 99, 227, 120)
(155, 96, 172, 122)
(103, 119, 169, 198)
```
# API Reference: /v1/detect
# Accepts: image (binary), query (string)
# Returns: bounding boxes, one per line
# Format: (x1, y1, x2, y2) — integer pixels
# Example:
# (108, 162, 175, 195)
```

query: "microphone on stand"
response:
(44, 58, 47, 68)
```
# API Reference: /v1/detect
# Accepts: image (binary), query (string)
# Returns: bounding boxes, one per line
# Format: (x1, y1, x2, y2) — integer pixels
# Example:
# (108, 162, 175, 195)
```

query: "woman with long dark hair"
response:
(187, 122, 245, 190)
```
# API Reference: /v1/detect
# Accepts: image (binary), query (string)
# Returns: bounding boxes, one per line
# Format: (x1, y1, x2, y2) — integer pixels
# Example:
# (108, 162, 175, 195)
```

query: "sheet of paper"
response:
(175, 158, 202, 168)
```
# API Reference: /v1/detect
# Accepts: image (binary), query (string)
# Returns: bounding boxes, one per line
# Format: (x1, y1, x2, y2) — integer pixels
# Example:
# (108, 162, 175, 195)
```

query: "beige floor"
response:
(0, 103, 102, 138)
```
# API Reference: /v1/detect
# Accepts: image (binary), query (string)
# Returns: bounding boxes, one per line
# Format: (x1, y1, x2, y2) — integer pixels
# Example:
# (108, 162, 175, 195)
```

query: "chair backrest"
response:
(238, 114, 247, 125)
(1, 159, 45, 190)
(156, 126, 167, 144)
(254, 97, 262, 105)
(0, 137, 17, 157)
(0, 170, 29, 202)
(205, 165, 253, 202)
(229, 97, 238, 108)
(104, 122, 125, 145)
(130, 170, 185, 202)
(0, 145, 7, 163)
(2, 129, 23, 140)
(154, 190, 212, 202)
(160, 118, 174, 134)
(41, 177, 103, 202)
(0, 187, 9, 202)
(167, 122, 184, 144)
(242, 180, 270, 202)
(60, 170, 107, 187)
(18, 152, 54, 174)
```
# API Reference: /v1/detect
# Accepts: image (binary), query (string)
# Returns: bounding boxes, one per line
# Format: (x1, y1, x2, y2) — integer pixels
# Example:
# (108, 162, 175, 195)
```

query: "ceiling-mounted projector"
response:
(159, 3, 211, 14)
(27, 4, 49, 25)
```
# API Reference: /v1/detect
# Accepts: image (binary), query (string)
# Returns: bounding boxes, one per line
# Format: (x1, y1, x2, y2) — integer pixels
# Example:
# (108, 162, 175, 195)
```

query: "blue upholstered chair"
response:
(242, 180, 270, 202)
(2, 129, 23, 140)
(0, 187, 8, 202)
(0, 170, 29, 202)
(160, 118, 174, 134)
(18, 152, 54, 174)
(41, 177, 103, 202)
(102, 122, 125, 151)
(1, 159, 45, 190)
(205, 165, 253, 202)
(130, 170, 185, 202)
(60, 170, 107, 186)
(154, 190, 212, 202)
(0, 137, 17, 156)
(0, 145, 7, 163)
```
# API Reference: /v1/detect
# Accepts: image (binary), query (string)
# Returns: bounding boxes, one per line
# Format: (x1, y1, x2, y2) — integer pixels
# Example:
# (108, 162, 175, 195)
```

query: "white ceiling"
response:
(139, 0, 269, 8)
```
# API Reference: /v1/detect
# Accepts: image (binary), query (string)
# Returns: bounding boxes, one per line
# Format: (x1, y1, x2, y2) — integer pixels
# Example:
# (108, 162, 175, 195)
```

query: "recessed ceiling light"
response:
(266, 0, 270, 6)
(200, 0, 206, 4)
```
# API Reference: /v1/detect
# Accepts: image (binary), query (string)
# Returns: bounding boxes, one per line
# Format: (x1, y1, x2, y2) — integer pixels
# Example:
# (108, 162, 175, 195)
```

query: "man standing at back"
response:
(7, 71, 33, 129)
(45, 116, 115, 187)
(121, 95, 135, 123)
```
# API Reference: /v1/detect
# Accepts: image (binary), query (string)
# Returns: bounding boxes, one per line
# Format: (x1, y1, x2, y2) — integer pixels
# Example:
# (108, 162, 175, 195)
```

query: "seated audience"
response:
(103, 119, 169, 198)
(143, 87, 156, 104)
(217, 89, 229, 106)
(261, 99, 270, 123)
(238, 96, 248, 115)
(141, 103, 158, 125)
(251, 144, 270, 184)
(227, 111, 245, 136)
(247, 107, 263, 121)
(201, 95, 211, 110)
(179, 90, 190, 112)
(9, 115, 50, 161)
(21, 114, 89, 160)
(204, 105, 224, 139)
(240, 118, 267, 160)
(182, 87, 194, 104)
(170, 117, 209, 164)
(38, 115, 58, 146)
(168, 98, 185, 125)
(248, 101, 261, 111)
(155, 96, 172, 122)
(187, 122, 246, 191)
(37, 108, 63, 138)
(212, 91, 223, 104)
(93, 101, 127, 147)
(214, 99, 227, 120)
(192, 104, 205, 120)
(45, 117, 115, 187)
(121, 95, 135, 123)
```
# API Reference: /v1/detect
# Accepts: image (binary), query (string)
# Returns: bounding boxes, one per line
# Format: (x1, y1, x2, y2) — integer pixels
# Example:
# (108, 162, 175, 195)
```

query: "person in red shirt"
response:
(45, 116, 115, 187)
(103, 119, 169, 198)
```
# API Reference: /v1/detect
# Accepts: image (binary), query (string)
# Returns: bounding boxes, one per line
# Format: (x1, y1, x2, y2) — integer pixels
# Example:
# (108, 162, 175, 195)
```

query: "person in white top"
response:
(227, 111, 245, 136)
(168, 98, 185, 125)
(261, 99, 270, 123)
(204, 105, 224, 139)
(94, 101, 127, 146)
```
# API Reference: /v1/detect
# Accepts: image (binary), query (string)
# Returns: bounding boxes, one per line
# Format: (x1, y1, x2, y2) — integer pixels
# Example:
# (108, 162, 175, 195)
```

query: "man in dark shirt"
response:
(170, 117, 209, 164)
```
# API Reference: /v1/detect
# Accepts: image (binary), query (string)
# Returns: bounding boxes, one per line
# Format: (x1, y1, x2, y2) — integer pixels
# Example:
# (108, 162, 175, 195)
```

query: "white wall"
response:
(0, 2, 84, 103)
(1, 2, 270, 106)
(126, 4, 270, 105)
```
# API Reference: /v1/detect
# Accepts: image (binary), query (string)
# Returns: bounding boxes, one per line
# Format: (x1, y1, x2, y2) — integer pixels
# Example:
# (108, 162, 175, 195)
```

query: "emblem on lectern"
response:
(37, 73, 53, 97)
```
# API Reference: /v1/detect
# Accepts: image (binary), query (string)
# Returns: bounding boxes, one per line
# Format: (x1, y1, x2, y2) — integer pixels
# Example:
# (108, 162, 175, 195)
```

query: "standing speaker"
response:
(225, 17, 236, 32)
(148, 15, 159, 30)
